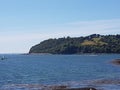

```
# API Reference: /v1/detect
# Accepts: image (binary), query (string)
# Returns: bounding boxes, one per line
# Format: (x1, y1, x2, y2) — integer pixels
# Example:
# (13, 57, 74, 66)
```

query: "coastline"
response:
(27, 52, 120, 55)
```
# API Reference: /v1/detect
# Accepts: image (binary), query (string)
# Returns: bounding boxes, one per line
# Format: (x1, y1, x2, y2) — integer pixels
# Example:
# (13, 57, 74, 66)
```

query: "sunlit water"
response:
(0, 54, 120, 90)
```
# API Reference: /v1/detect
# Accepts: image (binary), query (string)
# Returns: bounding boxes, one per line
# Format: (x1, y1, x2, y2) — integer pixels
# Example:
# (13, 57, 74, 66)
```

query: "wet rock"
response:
(53, 87, 97, 90)
(1, 84, 97, 90)
(111, 59, 120, 65)
(49, 85, 68, 90)
(92, 79, 120, 85)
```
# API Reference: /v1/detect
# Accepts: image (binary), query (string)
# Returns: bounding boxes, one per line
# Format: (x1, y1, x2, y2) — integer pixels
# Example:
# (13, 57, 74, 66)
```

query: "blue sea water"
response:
(0, 54, 120, 90)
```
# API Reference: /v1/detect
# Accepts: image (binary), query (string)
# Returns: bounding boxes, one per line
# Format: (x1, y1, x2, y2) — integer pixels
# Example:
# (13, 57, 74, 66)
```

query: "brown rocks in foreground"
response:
(53, 87, 97, 90)
(1, 84, 97, 90)
(92, 79, 120, 85)
(49, 85, 97, 90)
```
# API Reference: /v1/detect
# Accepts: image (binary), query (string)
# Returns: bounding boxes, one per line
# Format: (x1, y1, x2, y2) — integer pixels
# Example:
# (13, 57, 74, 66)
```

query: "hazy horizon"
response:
(0, 0, 120, 53)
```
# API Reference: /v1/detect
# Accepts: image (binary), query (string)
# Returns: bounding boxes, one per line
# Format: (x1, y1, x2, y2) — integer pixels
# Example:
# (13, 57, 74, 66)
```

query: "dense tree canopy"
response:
(29, 34, 120, 54)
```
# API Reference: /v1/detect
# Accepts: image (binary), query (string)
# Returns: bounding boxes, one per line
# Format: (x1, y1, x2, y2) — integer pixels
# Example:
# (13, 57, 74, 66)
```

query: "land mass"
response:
(29, 34, 120, 54)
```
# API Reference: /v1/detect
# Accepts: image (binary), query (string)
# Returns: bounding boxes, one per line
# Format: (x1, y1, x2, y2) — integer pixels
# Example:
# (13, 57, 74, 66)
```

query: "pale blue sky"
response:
(0, 0, 120, 53)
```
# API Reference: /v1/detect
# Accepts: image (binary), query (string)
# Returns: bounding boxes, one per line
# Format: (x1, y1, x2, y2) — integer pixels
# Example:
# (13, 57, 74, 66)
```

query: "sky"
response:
(0, 0, 120, 53)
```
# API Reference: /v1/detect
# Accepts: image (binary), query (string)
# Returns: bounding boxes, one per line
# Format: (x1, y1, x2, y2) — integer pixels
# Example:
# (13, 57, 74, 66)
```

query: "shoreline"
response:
(26, 53, 120, 55)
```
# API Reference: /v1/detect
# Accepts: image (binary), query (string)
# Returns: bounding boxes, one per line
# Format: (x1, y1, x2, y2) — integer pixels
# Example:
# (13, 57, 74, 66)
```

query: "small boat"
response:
(1, 56, 6, 60)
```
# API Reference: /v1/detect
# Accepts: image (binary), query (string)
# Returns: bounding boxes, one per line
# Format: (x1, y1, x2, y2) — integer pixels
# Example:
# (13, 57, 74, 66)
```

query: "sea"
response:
(0, 54, 120, 90)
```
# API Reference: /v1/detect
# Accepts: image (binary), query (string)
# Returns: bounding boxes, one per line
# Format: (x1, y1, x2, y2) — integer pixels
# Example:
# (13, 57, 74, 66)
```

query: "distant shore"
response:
(24, 53, 120, 55)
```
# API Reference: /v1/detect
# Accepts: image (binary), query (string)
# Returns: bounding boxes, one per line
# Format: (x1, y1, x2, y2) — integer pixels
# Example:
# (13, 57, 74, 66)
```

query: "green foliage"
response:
(29, 34, 120, 54)
(81, 37, 107, 46)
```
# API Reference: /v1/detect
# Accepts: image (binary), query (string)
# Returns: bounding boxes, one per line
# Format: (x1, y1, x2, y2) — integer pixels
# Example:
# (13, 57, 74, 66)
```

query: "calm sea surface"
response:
(0, 54, 120, 90)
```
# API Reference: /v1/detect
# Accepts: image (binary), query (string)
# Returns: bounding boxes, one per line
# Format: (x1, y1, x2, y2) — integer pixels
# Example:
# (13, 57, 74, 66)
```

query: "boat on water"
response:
(1, 56, 6, 60)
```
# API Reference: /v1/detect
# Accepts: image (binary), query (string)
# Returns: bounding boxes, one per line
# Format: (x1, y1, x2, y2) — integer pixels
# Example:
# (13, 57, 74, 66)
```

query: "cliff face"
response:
(29, 34, 120, 54)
